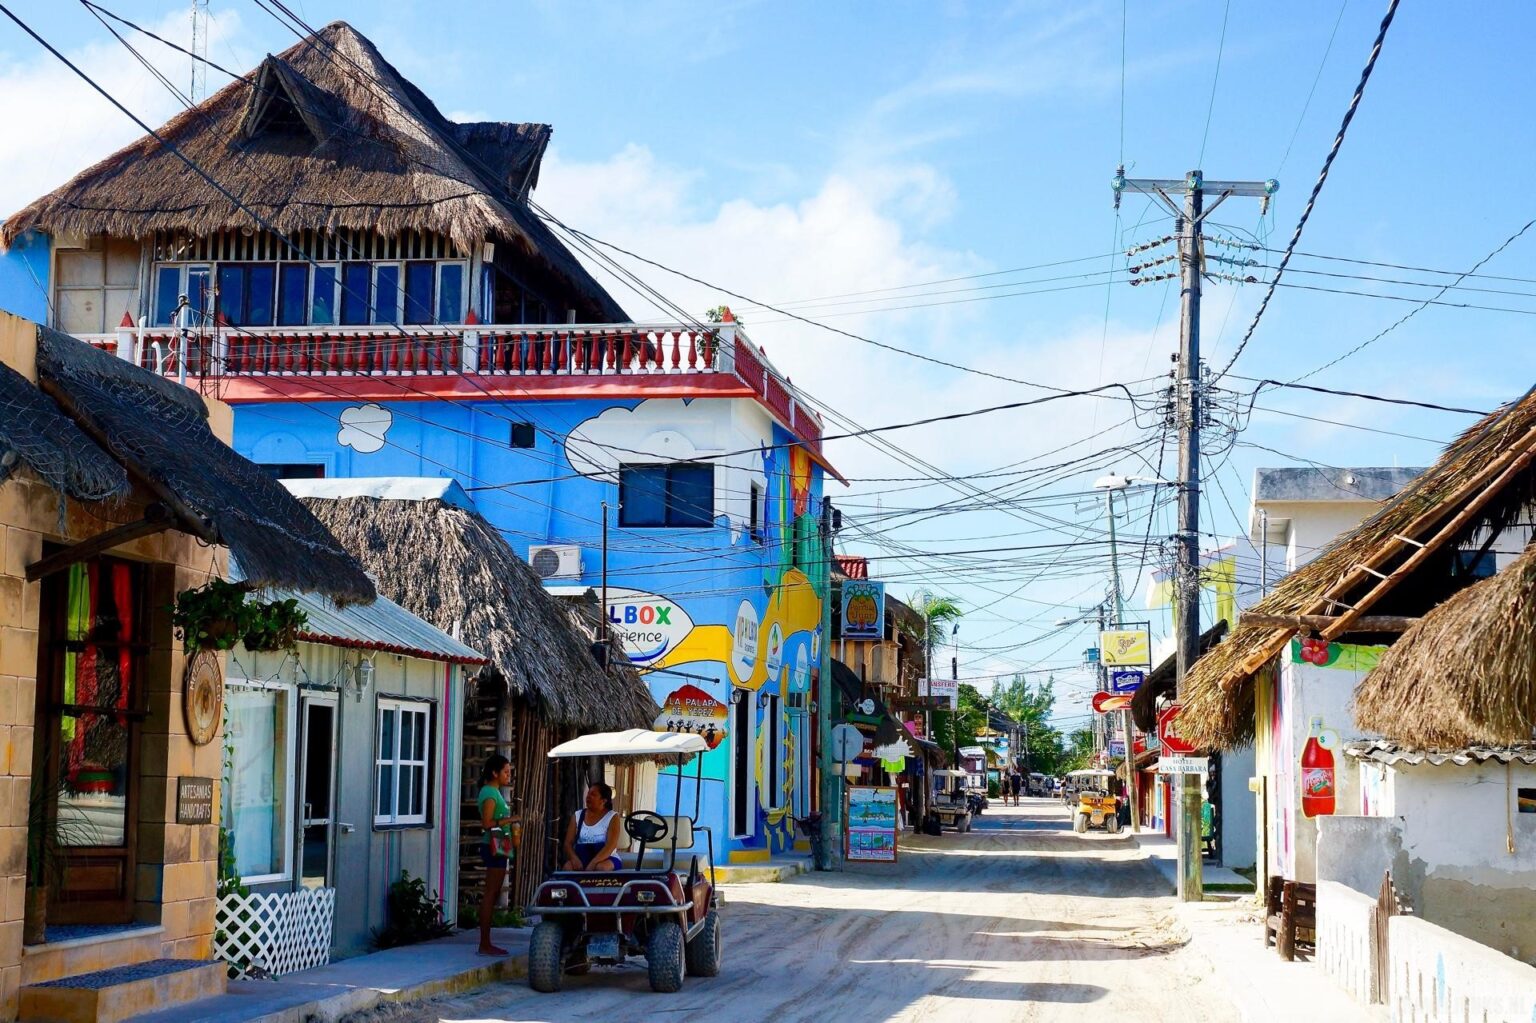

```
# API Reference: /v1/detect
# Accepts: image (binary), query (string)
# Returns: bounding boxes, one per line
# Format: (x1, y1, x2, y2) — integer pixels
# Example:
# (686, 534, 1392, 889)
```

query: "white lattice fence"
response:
(215, 888, 336, 978)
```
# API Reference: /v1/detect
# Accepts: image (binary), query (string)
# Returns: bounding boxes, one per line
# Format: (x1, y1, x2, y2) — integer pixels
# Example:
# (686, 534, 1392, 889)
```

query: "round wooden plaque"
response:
(183, 651, 224, 746)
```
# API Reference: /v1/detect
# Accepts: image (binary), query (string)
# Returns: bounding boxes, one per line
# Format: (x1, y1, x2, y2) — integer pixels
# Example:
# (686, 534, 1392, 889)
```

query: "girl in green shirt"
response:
(476, 754, 518, 956)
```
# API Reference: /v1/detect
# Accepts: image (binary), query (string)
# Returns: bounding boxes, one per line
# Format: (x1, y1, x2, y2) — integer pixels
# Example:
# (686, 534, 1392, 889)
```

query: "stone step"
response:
(20, 959, 226, 1023)
(21, 927, 166, 987)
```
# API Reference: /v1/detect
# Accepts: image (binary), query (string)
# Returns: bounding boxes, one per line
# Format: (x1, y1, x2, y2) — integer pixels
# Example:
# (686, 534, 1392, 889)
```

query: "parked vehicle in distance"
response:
(930, 769, 974, 832)
(1065, 769, 1121, 834)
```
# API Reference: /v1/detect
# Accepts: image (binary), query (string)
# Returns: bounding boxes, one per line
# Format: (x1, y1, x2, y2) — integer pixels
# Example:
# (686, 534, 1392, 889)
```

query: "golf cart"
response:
(1066, 769, 1121, 834)
(929, 769, 973, 832)
(528, 729, 721, 994)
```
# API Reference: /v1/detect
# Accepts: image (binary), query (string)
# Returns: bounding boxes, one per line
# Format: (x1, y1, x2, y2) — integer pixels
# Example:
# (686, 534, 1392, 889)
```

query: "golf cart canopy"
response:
(547, 729, 708, 760)
(932, 769, 969, 779)
(1066, 769, 1114, 779)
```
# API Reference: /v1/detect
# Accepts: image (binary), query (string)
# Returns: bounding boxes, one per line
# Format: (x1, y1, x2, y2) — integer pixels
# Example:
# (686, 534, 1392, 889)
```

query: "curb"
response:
(714, 860, 810, 884)
(280, 954, 529, 1023)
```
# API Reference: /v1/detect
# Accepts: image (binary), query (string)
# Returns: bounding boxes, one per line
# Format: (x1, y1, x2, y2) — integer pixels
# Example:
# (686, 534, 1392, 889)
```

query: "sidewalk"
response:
(1176, 897, 1388, 1023)
(128, 928, 529, 1023)
(1135, 830, 1255, 893)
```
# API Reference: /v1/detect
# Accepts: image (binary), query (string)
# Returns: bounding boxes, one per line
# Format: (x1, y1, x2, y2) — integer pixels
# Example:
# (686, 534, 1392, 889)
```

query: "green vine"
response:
(173, 581, 308, 654)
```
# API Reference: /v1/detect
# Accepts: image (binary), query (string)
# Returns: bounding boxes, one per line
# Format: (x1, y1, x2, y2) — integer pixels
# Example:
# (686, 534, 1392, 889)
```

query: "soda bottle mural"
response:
(1300, 717, 1336, 818)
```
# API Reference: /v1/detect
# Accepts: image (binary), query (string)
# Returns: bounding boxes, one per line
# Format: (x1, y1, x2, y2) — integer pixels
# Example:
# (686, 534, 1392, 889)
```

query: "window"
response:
(223, 682, 294, 881)
(403, 261, 435, 324)
(372, 263, 401, 325)
(730, 693, 753, 837)
(216, 263, 277, 326)
(340, 262, 371, 325)
(259, 463, 325, 480)
(749, 482, 764, 544)
(311, 264, 339, 325)
(376, 699, 431, 826)
(619, 463, 715, 528)
(152, 263, 213, 327)
(55, 238, 139, 334)
(437, 263, 465, 323)
(277, 264, 310, 326)
(762, 693, 783, 810)
(509, 422, 536, 449)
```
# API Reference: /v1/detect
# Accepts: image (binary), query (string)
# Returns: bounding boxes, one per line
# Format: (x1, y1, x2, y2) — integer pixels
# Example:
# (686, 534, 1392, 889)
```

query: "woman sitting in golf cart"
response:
(562, 782, 624, 871)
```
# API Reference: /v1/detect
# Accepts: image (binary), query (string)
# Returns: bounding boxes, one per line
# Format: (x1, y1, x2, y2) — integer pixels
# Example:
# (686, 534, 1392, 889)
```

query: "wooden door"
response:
(35, 557, 148, 925)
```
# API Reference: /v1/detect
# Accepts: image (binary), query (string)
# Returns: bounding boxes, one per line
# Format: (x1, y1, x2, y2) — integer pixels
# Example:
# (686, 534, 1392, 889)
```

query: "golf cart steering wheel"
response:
(625, 811, 669, 845)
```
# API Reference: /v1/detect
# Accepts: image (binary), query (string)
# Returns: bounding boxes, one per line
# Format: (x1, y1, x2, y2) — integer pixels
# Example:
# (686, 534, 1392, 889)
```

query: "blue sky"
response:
(4, 1, 1534, 730)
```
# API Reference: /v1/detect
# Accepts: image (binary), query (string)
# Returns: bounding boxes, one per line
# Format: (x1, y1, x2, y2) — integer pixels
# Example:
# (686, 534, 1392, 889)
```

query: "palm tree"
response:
(907, 592, 962, 674)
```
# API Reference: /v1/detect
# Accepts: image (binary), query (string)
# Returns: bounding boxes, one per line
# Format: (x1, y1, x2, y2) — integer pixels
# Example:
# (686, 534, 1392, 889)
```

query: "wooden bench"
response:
(1263, 877, 1317, 961)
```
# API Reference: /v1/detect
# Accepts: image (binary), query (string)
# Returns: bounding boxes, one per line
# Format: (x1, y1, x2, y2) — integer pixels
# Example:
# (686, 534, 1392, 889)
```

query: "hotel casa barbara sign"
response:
(604, 588, 695, 664)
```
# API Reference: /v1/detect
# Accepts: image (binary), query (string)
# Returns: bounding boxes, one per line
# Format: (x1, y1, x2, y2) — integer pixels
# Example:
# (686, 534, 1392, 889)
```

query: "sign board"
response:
(1110, 669, 1145, 694)
(1084, 647, 1100, 664)
(840, 581, 885, 640)
(845, 786, 899, 862)
(831, 723, 867, 762)
(1099, 629, 1152, 666)
(920, 677, 958, 709)
(655, 684, 729, 749)
(176, 776, 215, 825)
(1091, 691, 1133, 714)
(1157, 756, 1210, 775)
(1157, 702, 1199, 755)
(603, 588, 696, 665)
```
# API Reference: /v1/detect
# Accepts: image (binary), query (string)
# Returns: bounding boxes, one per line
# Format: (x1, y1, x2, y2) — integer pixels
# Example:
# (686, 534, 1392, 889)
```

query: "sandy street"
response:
(356, 797, 1238, 1023)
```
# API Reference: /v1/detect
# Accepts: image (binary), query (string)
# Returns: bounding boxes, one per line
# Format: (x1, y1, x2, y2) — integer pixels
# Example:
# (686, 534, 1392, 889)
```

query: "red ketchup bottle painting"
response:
(1301, 718, 1336, 818)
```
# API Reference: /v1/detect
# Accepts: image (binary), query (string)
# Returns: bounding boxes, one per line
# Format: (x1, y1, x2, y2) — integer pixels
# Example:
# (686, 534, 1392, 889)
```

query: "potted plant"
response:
(172, 580, 251, 653)
(241, 597, 308, 653)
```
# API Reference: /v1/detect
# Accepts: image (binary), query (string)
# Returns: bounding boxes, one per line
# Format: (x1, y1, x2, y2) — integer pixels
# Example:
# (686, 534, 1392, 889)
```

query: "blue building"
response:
(1, 20, 838, 865)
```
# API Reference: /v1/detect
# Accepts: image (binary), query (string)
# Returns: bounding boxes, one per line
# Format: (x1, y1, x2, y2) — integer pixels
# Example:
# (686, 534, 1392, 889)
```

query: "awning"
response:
(32, 326, 374, 604)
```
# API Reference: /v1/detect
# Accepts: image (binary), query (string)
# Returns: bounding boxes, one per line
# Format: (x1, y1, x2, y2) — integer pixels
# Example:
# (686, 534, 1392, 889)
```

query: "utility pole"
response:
(1102, 486, 1140, 835)
(1112, 169, 1277, 903)
(817, 496, 840, 870)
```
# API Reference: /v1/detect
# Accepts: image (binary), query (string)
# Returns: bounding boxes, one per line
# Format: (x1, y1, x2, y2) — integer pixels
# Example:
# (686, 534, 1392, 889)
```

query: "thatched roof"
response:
(0, 357, 128, 502)
(297, 490, 657, 730)
(31, 325, 375, 603)
(1352, 542, 1536, 747)
(1, 22, 625, 323)
(1183, 385, 1536, 750)
(1130, 620, 1228, 733)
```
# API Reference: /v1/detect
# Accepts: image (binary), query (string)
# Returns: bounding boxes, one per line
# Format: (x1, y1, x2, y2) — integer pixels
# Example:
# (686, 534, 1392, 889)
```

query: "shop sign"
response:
(765, 623, 784, 681)
(920, 677, 957, 708)
(1099, 629, 1151, 666)
(845, 786, 899, 863)
(840, 581, 885, 640)
(1110, 669, 1145, 693)
(731, 599, 760, 682)
(1157, 756, 1209, 775)
(176, 776, 215, 825)
(605, 588, 695, 664)
(789, 644, 811, 693)
(654, 684, 729, 750)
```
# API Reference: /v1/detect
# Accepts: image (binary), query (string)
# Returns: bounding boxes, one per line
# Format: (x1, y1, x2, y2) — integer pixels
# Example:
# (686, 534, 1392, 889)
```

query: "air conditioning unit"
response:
(528, 544, 583, 580)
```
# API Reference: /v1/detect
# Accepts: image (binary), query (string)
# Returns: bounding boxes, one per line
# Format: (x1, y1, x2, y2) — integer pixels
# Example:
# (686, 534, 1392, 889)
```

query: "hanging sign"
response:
(654, 684, 729, 749)
(921, 677, 958, 708)
(1110, 669, 1145, 694)
(1091, 691, 1133, 714)
(840, 581, 886, 640)
(1099, 629, 1152, 666)
(1158, 756, 1209, 775)
(175, 777, 215, 825)
(1157, 702, 1199, 755)
(845, 786, 899, 863)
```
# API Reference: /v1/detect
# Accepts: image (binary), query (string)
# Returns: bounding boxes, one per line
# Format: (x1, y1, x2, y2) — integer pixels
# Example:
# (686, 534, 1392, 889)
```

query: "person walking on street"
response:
(1009, 770, 1023, 806)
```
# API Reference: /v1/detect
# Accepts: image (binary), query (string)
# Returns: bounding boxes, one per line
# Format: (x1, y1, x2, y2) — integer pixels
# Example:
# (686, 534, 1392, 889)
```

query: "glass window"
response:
(618, 464, 715, 528)
(277, 264, 309, 326)
(216, 265, 245, 325)
(188, 266, 212, 324)
(222, 684, 292, 880)
(216, 264, 277, 327)
(437, 263, 464, 324)
(372, 264, 400, 325)
(375, 699, 431, 826)
(403, 262, 435, 324)
(340, 262, 370, 325)
(311, 265, 337, 325)
(153, 265, 181, 327)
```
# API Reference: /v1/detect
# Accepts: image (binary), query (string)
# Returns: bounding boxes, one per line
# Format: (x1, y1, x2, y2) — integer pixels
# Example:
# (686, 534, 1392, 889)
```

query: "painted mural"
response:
(231, 393, 827, 862)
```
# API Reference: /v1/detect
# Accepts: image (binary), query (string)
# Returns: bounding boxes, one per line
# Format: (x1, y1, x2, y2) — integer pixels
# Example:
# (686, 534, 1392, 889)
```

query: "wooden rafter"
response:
(25, 503, 173, 581)
(1239, 612, 1418, 634)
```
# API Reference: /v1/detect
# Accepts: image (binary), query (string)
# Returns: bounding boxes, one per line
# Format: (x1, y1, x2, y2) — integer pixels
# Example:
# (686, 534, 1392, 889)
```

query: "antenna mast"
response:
(189, 0, 209, 102)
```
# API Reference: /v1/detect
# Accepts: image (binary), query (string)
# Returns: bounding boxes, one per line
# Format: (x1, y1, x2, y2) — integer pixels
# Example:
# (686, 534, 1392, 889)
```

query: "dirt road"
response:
(356, 797, 1237, 1023)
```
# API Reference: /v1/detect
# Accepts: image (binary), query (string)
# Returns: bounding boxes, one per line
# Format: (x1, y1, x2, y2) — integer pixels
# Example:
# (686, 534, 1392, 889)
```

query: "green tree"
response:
(990, 674, 1068, 776)
(905, 592, 963, 664)
(1063, 727, 1096, 772)
(931, 683, 988, 753)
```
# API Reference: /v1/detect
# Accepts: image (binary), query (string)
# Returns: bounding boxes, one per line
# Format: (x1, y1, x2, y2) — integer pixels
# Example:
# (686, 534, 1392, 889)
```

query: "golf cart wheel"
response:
(646, 919, 686, 993)
(1106, 815, 1121, 835)
(685, 909, 722, 977)
(1073, 813, 1088, 833)
(528, 921, 565, 993)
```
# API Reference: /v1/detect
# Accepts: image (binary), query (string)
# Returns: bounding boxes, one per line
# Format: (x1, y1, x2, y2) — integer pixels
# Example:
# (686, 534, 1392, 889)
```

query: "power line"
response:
(1197, 0, 1232, 168)
(1215, 0, 1402, 380)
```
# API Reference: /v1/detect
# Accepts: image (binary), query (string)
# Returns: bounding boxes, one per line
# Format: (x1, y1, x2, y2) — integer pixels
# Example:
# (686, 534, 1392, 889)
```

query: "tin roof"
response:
(1345, 739, 1536, 767)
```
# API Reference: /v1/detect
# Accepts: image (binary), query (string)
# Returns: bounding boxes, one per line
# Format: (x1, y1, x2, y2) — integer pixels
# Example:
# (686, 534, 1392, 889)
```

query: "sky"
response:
(3, 1, 1534, 734)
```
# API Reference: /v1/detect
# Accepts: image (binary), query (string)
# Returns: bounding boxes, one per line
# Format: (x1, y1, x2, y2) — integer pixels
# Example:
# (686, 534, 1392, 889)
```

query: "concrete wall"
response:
(1218, 744, 1256, 869)
(1317, 880, 1379, 1005)
(230, 642, 464, 959)
(1317, 814, 1402, 896)
(0, 312, 226, 1017)
(1388, 915, 1536, 1023)
(0, 233, 49, 324)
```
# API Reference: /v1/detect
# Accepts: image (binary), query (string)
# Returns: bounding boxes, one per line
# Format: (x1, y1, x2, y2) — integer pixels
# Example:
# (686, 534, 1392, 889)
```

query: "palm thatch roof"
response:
(297, 490, 657, 730)
(1, 22, 625, 322)
(1130, 620, 1228, 733)
(4, 321, 372, 601)
(1352, 543, 1536, 747)
(1182, 385, 1536, 750)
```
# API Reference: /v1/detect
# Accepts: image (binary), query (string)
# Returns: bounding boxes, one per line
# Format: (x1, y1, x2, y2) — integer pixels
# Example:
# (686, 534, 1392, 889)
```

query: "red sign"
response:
(1157, 703, 1198, 755)
(1091, 691, 1133, 714)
